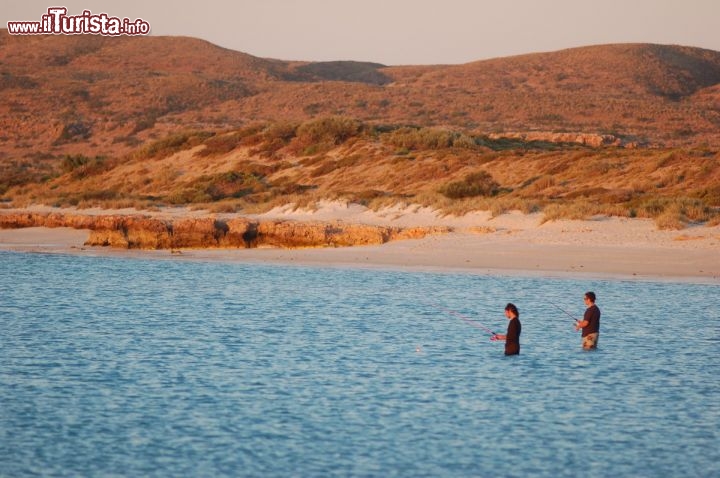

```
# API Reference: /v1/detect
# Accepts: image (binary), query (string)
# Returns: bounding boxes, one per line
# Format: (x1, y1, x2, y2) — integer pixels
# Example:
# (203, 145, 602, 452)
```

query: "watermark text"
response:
(7, 7, 150, 36)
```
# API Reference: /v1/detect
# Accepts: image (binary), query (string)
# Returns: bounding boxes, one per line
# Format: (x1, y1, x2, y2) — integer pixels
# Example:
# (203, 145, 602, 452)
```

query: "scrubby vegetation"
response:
(440, 171, 501, 199)
(61, 154, 112, 179)
(2, 117, 719, 229)
(167, 171, 268, 204)
(132, 131, 214, 160)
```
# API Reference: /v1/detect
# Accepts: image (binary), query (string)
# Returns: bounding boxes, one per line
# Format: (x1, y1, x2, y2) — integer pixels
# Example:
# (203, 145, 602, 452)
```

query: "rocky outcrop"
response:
(0, 211, 450, 249)
(487, 131, 623, 147)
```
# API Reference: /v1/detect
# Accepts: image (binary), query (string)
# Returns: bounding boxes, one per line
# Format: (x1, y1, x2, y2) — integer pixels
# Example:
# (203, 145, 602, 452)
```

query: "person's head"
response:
(584, 291, 596, 305)
(505, 303, 519, 319)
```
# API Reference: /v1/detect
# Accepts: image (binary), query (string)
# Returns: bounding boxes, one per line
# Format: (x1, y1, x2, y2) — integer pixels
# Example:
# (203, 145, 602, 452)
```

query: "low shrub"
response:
(654, 205, 686, 230)
(540, 201, 600, 223)
(61, 154, 92, 173)
(165, 170, 268, 205)
(291, 117, 362, 154)
(195, 131, 244, 157)
(61, 154, 110, 179)
(264, 121, 299, 143)
(384, 127, 475, 150)
(56, 120, 92, 143)
(440, 171, 500, 199)
(133, 131, 213, 160)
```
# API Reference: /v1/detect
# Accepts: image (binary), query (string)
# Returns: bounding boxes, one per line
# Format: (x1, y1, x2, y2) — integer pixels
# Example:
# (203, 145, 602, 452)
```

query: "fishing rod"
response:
(480, 271, 580, 324)
(424, 301, 497, 337)
(548, 300, 581, 323)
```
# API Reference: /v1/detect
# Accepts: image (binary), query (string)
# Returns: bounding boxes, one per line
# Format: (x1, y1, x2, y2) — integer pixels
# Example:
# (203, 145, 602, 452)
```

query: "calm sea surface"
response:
(1, 251, 718, 477)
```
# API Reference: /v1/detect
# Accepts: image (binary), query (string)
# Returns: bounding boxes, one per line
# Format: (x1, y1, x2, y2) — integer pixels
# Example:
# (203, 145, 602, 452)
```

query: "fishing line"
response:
(423, 301, 496, 336)
(482, 270, 580, 323)
(423, 274, 516, 338)
(548, 300, 581, 322)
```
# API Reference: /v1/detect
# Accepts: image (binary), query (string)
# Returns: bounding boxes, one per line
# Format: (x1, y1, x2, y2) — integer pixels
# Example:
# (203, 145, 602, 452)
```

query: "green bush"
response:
(383, 127, 476, 151)
(134, 131, 213, 160)
(245, 121, 300, 157)
(293, 117, 362, 152)
(61, 154, 109, 178)
(440, 171, 500, 199)
(56, 121, 91, 143)
(264, 121, 299, 143)
(167, 170, 269, 204)
(195, 131, 243, 157)
(130, 113, 158, 134)
(61, 154, 91, 173)
(385, 127, 452, 150)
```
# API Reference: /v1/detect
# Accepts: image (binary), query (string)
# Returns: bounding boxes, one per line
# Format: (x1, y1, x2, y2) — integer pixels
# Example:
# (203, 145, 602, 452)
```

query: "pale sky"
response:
(4, 1, 720, 65)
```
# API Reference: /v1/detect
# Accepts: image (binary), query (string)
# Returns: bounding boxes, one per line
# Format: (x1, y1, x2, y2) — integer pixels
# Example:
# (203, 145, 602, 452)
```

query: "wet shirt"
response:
(505, 317, 521, 355)
(582, 304, 601, 336)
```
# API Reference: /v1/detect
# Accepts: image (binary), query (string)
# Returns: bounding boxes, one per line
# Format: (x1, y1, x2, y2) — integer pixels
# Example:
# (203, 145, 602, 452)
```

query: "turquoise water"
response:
(1, 251, 718, 477)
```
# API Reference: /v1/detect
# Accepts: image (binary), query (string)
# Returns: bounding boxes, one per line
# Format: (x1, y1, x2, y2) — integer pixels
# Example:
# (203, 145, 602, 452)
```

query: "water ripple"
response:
(1, 251, 718, 477)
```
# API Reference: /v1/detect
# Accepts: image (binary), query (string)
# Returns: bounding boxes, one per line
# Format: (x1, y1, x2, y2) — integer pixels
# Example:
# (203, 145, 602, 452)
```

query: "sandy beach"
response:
(1, 203, 718, 282)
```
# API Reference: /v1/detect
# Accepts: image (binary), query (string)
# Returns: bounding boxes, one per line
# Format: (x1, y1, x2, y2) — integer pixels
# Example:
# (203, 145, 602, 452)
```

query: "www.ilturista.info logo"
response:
(7, 7, 150, 36)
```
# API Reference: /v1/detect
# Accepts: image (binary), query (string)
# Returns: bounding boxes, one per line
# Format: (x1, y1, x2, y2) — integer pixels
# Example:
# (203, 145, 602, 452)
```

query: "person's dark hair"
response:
(505, 303, 519, 317)
(585, 291, 596, 302)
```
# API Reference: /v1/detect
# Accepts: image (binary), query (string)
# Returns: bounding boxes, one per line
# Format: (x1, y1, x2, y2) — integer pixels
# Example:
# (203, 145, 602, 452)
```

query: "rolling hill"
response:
(1, 30, 719, 228)
(2, 30, 720, 158)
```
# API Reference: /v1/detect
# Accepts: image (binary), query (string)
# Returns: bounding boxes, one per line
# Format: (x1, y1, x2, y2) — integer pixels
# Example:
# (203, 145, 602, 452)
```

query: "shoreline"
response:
(2, 203, 719, 284)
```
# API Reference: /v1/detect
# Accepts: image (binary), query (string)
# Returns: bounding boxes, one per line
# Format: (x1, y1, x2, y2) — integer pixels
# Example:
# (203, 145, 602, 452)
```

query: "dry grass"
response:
(132, 131, 213, 160)
(540, 201, 602, 224)
(2, 116, 720, 229)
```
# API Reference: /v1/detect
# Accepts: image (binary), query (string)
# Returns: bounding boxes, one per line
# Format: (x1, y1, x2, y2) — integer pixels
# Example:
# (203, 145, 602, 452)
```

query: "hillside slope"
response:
(5, 119, 720, 229)
(1, 33, 720, 228)
(1, 31, 719, 164)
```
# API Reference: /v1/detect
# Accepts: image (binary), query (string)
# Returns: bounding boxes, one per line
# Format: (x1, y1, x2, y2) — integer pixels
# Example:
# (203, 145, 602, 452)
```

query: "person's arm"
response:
(576, 305, 599, 331)
(575, 305, 593, 331)
(495, 319, 515, 340)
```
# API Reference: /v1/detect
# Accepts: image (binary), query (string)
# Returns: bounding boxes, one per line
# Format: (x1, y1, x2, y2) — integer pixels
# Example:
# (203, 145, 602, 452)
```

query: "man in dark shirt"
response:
(575, 291, 600, 349)
(493, 303, 521, 355)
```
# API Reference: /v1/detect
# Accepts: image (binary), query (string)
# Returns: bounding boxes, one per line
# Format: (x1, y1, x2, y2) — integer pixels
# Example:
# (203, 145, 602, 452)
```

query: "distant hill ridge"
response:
(2, 31, 720, 227)
(1, 29, 719, 164)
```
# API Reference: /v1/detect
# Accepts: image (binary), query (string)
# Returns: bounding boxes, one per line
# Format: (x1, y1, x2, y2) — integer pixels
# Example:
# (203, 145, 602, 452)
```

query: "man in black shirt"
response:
(493, 303, 521, 355)
(575, 291, 600, 349)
